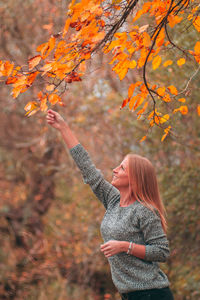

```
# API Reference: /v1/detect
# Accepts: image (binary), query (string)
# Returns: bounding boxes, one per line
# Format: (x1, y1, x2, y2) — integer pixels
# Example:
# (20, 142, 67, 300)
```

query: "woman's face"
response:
(111, 157, 129, 188)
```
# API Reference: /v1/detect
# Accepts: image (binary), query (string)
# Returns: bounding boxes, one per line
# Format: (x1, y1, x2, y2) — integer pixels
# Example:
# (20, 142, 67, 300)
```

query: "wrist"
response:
(121, 241, 129, 252)
(59, 121, 69, 133)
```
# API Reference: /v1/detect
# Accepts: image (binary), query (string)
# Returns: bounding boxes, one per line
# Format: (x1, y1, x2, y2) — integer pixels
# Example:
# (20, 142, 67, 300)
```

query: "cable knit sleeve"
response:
(138, 205, 170, 262)
(69, 143, 120, 209)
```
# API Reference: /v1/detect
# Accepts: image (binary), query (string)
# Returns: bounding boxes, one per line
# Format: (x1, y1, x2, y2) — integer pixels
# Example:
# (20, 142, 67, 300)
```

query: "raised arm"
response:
(46, 109, 79, 149)
(46, 110, 120, 209)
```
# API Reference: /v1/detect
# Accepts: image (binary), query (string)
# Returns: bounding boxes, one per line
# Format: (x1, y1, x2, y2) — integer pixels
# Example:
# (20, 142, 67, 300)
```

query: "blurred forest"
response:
(0, 0, 200, 299)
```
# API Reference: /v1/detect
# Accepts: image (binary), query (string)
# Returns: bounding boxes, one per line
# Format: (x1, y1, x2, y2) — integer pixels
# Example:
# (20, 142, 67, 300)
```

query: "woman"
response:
(46, 109, 174, 300)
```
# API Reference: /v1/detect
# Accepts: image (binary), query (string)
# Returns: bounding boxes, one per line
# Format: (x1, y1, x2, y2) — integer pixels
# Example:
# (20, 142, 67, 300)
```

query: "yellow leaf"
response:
(24, 101, 40, 117)
(152, 55, 162, 70)
(167, 85, 178, 95)
(163, 60, 173, 67)
(160, 114, 170, 124)
(177, 58, 185, 66)
(129, 60, 137, 69)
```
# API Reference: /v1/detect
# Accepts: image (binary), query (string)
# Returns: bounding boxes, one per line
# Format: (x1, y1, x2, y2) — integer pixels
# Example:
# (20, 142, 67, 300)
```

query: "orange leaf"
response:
(162, 94, 171, 102)
(46, 85, 55, 91)
(173, 105, 188, 115)
(79, 61, 86, 72)
(128, 84, 135, 98)
(133, 96, 145, 110)
(40, 97, 48, 112)
(142, 32, 151, 47)
(194, 41, 200, 55)
(161, 126, 171, 142)
(49, 93, 61, 105)
(28, 55, 42, 70)
(193, 16, 200, 32)
(177, 58, 185, 66)
(27, 72, 38, 86)
(163, 60, 173, 67)
(137, 101, 148, 117)
(152, 55, 162, 70)
(37, 42, 49, 57)
(140, 136, 147, 142)
(6, 77, 18, 84)
(121, 98, 130, 109)
(128, 82, 143, 98)
(129, 94, 140, 110)
(37, 36, 55, 59)
(156, 28, 165, 47)
(157, 87, 165, 96)
(178, 98, 186, 103)
(168, 15, 183, 28)
(197, 104, 200, 116)
(0, 61, 14, 77)
(167, 85, 178, 95)
(63, 18, 71, 37)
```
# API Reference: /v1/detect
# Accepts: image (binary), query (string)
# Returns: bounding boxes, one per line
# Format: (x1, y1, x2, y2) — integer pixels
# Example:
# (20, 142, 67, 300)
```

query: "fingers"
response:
(101, 243, 113, 258)
(100, 244, 110, 251)
(46, 114, 55, 123)
(46, 109, 57, 124)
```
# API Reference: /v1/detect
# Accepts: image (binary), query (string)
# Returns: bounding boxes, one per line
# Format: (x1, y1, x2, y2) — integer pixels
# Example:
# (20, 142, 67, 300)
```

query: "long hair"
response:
(126, 154, 167, 234)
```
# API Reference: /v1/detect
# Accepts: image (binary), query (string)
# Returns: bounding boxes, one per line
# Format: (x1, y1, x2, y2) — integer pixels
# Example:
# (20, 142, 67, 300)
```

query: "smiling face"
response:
(111, 157, 129, 188)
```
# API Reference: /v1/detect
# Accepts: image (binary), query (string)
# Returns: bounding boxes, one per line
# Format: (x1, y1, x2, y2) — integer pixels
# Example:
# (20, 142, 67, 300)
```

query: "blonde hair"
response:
(126, 154, 167, 234)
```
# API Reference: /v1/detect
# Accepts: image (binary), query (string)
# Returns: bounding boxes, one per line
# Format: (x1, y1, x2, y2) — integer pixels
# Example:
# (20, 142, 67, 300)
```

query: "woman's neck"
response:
(119, 188, 136, 207)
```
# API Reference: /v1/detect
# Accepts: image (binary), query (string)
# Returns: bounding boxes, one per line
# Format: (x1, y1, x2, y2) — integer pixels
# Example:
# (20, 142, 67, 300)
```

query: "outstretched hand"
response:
(46, 109, 66, 130)
(100, 240, 123, 258)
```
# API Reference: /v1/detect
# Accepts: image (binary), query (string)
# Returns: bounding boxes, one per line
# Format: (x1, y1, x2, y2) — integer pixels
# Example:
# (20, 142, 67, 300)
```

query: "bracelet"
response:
(127, 242, 135, 255)
(127, 242, 132, 254)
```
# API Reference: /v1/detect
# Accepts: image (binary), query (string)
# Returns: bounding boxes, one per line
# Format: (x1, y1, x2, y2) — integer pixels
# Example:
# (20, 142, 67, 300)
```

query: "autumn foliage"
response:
(0, 0, 200, 141)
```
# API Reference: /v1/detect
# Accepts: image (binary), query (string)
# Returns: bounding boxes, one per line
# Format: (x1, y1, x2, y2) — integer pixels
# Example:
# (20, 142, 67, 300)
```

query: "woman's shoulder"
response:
(135, 200, 160, 220)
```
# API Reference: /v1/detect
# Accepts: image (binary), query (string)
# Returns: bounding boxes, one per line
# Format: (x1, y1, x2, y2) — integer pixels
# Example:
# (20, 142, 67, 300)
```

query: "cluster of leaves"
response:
(0, 0, 200, 141)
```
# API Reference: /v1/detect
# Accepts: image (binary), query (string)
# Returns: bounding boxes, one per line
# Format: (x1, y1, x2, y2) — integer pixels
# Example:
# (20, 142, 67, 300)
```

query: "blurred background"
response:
(0, 0, 200, 299)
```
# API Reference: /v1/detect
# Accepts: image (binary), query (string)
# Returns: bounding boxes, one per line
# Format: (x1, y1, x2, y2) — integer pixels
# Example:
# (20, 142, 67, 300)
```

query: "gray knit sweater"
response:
(69, 143, 170, 293)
